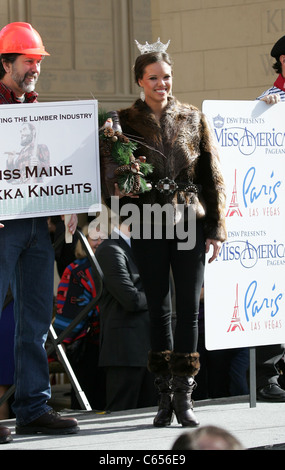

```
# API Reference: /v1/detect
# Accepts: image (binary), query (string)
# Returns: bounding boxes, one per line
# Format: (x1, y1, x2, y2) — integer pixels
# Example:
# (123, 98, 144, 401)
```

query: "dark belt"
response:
(154, 177, 200, 195)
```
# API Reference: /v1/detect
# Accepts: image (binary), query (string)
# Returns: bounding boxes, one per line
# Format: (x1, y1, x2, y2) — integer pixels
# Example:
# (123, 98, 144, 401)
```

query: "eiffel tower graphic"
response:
(226, 169, 243, 217)
(227, 284, 244, 332)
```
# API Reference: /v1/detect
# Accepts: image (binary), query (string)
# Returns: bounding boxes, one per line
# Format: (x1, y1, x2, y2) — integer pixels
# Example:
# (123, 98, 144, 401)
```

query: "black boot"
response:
(153, 375, 173, 427)
(170, 352, 200, 427)
(148, 351, 173, 427)
(172, 375, 199, 427)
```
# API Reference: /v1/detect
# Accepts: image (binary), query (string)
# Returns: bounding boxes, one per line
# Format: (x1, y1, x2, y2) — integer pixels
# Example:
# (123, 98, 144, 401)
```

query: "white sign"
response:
(0, 100, 101, 220)
(202, 100, 285, 350)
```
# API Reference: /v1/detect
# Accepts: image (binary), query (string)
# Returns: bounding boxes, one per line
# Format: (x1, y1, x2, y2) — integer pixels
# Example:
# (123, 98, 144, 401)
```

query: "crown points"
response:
(135, 38, 170, 55)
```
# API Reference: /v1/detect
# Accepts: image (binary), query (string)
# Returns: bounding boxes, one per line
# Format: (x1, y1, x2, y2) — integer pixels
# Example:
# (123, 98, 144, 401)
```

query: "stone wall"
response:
(0, 0, 152, 109)
(151, 0, 285, 108)
(0, 1, 284, 110)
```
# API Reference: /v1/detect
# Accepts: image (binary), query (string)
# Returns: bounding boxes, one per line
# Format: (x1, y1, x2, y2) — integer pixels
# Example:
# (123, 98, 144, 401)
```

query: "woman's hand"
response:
(61, 214, 78, 235)
(0, 222, 4, 229)
(205, 238, 222, 263)
(68, 214, 78, 235)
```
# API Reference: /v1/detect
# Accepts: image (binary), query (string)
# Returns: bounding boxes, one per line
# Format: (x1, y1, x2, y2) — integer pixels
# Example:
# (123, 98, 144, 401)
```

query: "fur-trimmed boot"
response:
(148, 350, 173, 427)
(170, 352, 200, 427)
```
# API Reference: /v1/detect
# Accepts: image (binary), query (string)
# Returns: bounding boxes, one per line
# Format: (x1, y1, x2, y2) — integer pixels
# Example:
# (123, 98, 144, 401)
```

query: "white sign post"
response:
(202, 100, 285, 406)
(0, 100, 101, 221)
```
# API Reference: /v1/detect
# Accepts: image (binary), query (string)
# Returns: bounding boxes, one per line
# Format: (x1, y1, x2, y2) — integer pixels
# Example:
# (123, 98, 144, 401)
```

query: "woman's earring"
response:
(140, 89, 145, 102)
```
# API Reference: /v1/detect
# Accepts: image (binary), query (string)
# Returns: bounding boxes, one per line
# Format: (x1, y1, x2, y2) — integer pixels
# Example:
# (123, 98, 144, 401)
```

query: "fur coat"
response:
(100, 97, 227, 242)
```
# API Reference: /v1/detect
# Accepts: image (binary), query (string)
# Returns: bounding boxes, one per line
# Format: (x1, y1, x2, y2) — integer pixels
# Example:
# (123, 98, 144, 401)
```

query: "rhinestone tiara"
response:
(135, 38, 170, 55)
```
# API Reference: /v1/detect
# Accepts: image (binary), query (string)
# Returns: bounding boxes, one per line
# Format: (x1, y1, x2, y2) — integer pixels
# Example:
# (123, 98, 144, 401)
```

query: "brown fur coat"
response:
(100, 97, 227, 242)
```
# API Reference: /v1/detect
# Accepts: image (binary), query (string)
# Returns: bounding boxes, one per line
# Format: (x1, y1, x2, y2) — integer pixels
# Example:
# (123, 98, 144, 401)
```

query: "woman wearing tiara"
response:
(99, 39, 227, 427)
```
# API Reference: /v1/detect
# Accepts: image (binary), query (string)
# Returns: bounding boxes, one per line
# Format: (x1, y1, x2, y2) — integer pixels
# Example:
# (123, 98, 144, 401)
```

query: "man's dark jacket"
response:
(95, 232, 150, 367)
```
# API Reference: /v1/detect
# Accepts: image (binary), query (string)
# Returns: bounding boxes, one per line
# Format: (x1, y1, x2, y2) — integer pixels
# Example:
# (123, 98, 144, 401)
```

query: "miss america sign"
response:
(203, 100, 285, 350)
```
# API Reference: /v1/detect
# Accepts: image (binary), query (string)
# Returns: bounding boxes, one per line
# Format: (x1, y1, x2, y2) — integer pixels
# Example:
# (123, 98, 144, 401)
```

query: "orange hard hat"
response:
(0, 22, 49, 56)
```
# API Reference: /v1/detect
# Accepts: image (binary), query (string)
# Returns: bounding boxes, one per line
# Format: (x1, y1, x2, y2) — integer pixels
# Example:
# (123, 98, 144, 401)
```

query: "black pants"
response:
(70, 341, 106, 411)
(131, 220, 205, 353)
(105, 367, 157, 412)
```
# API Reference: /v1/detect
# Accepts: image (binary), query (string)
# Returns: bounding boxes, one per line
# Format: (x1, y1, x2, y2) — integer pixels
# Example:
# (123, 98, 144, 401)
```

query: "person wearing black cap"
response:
(255, 36, 285, 403)
(257, 35, 285, 103)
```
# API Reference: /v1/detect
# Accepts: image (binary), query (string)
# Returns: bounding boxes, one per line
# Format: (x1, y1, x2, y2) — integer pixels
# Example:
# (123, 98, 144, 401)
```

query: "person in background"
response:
(257, 35, 285, 104)
(171, 425, 244, 450)
(53, 221, 107, 410)
(255, 35, 285, 402)
(95, 220, 157, 412)
(0, 22, 78, 443)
